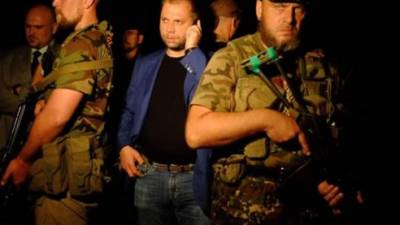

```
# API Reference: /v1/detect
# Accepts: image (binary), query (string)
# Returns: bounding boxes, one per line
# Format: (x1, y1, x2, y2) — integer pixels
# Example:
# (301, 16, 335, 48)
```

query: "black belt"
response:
(152, 162, 194, 173)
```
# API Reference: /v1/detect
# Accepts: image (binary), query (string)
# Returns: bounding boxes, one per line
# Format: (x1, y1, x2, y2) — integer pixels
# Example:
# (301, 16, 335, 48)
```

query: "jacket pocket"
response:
(29, 137, 68, 195)
(67, 135, 103, 196)
(213, 154, 246, 184)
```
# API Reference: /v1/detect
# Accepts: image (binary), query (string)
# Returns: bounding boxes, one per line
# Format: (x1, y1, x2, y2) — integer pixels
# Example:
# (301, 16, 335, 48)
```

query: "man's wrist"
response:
(16, 155, 31, 165)
(185, 47, 197, 55)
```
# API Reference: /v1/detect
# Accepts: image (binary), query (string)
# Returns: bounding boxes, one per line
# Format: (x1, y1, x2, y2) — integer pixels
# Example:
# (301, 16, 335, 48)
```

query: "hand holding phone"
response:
(185, 19, 202, 51)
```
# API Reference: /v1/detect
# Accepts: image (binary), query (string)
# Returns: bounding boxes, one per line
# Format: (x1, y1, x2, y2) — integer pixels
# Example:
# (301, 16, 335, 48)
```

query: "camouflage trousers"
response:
(210, 174, 285, 225)
(34, 194, 98, 225)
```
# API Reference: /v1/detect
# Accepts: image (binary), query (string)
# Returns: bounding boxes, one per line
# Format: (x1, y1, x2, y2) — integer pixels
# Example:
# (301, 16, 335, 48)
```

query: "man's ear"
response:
(226, 17, 239, 40)
(52, 23, 58, 35)
(256, 0, 262, 21)
(232, 17, 240, 31)
(138, 34, 144, 45)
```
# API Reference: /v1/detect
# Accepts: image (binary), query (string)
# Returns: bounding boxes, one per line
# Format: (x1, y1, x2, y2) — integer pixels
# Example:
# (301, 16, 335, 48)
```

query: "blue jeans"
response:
(135, 165, 210, 225)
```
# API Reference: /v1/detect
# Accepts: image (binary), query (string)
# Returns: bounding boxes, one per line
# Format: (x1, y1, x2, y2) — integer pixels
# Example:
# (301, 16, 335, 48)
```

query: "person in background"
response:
(0, 3, 58, 151)
(209, 0, 241, 53)
(121, 24, 144, 67)
(99, 19, 145, 225)
(108, 21, 144, 142)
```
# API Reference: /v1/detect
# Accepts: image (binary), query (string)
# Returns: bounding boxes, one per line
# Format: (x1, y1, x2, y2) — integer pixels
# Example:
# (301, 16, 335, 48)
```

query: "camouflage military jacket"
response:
(191, 32, 342, 170)
(43, 20, 113, 137)
(29, 21, 113, 196)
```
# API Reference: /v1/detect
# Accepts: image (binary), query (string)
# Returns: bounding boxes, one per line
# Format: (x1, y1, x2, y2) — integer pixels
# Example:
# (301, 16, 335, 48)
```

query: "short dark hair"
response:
(26, 3, 56, 23)
(161, 0, 199, 21)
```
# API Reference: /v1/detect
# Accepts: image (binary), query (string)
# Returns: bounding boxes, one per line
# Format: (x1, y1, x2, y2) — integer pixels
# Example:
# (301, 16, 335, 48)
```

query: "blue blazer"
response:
(117, 48, 212, 212)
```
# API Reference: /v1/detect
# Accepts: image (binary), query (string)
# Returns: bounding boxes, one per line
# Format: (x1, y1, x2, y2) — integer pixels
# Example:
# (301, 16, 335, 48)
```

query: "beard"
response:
(260, 25, 301, 53)
(56, 10, 81, 29)
(123, 45, 137, 52)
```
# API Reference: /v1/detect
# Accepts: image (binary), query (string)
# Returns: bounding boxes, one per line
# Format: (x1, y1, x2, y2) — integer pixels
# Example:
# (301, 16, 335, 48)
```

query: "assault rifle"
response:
(242, 48, 362, 223)
(0, 92, 37, 208)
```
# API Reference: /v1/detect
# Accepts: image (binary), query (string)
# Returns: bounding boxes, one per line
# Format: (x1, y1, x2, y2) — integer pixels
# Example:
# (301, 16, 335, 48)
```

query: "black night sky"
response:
(2, 0, 362, 59)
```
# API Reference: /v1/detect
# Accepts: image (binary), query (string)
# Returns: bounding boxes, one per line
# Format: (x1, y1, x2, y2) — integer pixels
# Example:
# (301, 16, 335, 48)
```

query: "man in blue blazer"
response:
(117, 0, 211, 224)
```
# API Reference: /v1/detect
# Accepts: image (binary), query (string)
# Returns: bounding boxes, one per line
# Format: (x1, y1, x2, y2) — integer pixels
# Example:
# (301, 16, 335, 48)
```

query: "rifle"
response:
(0, 92, 37, 208)
(242, 48, 363, 223)
(0, 58, 114, 207)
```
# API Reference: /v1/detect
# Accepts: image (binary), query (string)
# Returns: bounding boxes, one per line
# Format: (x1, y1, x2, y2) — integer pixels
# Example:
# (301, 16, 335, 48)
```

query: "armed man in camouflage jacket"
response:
(185, 0, 359, 224)
(1, 0, 113, 225)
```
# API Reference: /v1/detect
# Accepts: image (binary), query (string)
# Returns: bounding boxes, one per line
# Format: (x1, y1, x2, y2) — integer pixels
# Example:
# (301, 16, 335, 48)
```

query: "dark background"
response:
(1, 0, 362, 58)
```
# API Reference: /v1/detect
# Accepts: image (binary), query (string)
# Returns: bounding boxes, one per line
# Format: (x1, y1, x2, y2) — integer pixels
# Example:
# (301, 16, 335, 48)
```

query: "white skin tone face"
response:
(122, 29, 143, 52)
(25, 6, 57, 48)
(256, 0, 305, 52)
(159, 0, 196, 56)
(52, 0, 84, 29)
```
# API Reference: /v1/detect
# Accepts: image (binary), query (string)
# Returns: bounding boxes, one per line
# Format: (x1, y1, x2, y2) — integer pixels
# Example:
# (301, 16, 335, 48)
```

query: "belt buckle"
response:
(169, 164, 193, 173)
(169, 164, 182, 173)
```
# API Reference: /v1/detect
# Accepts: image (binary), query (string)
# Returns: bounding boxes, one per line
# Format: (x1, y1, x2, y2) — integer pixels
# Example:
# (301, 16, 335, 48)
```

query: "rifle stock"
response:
(242, 50, 363, 222)
(0, 94, 36, 207)
(276, 111, 363, 224)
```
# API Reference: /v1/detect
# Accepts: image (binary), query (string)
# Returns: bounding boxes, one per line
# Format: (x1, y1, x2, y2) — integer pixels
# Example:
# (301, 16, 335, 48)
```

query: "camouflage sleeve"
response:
(53, 30, 104, 95)
(190, 46, 239, 112)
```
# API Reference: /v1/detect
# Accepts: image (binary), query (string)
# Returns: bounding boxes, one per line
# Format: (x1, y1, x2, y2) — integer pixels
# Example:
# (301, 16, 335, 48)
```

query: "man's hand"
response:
(318, 180, 344, 214)
(185, 19, 202, 51)
(119, 145, 144, 177)
(12, 85, 23, 95)
(0, 157, 31, 188)
(264, 111, 310, 155)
